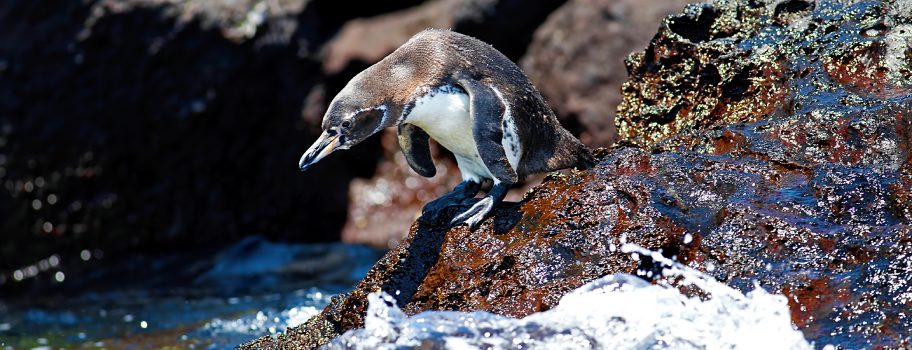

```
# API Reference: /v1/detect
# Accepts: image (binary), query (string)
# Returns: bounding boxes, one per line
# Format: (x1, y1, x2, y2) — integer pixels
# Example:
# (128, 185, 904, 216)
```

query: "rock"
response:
(0, 0, 430, 290)
(241, 0, 912, 348)
(320, 0, 455, 74)
(616, 0, 912, 147)
(521, 0, 693, 147)
(322, 0, 568, 73)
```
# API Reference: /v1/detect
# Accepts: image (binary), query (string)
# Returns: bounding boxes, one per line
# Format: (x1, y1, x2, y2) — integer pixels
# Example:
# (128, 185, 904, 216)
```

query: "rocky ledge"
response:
(243, 0, 912, 348)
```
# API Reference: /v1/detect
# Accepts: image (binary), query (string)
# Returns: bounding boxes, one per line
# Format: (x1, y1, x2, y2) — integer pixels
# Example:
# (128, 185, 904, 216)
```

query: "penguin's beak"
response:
(299, 131, 341, 171)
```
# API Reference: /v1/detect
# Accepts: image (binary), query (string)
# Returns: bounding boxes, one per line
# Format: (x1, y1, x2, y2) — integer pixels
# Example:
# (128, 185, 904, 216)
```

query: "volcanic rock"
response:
(242, 0, 912, 348)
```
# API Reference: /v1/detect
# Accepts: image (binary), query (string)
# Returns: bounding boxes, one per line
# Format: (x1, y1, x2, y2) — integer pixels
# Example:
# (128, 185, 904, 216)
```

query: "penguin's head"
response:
(299, 72, 396, 171)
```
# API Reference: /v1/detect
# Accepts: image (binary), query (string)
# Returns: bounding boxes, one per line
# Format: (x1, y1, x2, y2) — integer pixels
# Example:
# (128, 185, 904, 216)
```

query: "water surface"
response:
(0, 237, 384, 349)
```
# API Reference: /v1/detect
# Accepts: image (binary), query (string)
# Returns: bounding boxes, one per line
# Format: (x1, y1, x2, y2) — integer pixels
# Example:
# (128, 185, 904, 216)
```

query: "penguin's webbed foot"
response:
(422, 180, 481, 218)
(450, 182, 510, 230)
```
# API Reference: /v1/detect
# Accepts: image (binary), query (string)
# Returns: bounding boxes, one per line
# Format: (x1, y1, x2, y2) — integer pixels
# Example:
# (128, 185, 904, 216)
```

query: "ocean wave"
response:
(324, 244, 813, 350)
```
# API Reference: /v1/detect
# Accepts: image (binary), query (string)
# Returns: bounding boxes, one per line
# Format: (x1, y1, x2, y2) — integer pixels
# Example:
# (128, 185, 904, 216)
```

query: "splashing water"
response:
(324, 244, 813, 350)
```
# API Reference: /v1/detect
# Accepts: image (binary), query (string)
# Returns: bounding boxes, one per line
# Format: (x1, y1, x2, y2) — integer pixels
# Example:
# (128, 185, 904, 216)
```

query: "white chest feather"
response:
(402, 85, 522, 183)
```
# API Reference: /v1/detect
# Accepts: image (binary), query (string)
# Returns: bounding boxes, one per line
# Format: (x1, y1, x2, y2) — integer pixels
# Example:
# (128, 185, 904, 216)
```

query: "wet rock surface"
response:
(616, 0, 912, 147)
(243, 0, 912, 348)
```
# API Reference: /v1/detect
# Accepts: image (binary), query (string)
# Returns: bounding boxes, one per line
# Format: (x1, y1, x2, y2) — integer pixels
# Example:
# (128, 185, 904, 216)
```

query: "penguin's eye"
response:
(341, 120, 352, 128)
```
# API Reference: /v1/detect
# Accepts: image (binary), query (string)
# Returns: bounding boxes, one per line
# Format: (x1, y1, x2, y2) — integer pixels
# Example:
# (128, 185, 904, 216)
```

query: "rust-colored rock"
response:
(243, 0, 912, 348)
(250, 140, 912, 348)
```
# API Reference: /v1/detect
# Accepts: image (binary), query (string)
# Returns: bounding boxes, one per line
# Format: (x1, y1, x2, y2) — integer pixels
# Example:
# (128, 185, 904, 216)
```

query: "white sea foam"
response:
(884, 24, 912, 86)
(323, 244, 813, 350)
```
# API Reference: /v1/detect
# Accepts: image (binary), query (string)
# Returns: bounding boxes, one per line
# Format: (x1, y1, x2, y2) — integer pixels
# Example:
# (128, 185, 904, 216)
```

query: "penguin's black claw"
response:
(421, 180, 482, 222)
(451, 196, 495, 229)
(421, 198, 468, 225)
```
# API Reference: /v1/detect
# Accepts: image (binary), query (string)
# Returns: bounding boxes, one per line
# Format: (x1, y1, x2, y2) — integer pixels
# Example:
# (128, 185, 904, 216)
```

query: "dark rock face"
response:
(521, 0, 692, 147)
(0, 0, 436, 285)
(243, 0, 912, 348)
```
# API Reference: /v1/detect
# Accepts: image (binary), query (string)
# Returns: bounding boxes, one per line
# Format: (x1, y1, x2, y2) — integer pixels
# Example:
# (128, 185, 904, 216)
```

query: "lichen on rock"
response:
(617, 0, 912, 148)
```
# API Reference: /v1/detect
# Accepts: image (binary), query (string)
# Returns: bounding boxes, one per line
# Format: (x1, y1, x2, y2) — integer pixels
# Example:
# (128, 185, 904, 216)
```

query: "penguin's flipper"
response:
(455, 77, 519, 184)
(397, 123, 436, 177)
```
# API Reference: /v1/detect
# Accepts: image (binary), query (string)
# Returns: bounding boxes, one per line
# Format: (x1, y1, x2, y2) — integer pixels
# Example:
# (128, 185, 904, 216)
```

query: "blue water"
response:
(0, 237, 385, 349)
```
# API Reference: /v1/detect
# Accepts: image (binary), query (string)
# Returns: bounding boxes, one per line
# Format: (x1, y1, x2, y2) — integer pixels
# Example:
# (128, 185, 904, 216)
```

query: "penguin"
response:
(299, 29, 594, 229)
